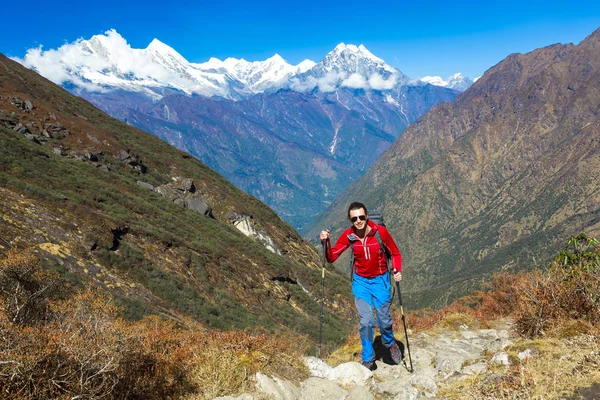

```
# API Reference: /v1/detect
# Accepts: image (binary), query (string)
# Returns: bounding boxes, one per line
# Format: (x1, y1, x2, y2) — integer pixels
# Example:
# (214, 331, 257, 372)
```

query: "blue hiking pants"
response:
(352, 271, 396, 362)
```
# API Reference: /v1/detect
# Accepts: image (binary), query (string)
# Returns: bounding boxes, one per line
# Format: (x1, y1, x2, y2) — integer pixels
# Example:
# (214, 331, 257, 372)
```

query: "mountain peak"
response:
(266, 54, 286, 63)
(331, 43, 382, 62)
(146, 38, 172, 52)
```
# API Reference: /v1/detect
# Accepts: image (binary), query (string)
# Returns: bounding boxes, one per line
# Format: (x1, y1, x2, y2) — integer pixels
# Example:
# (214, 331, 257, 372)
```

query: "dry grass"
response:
(440, 335, 600, 399)
(0, 248, 309, 400)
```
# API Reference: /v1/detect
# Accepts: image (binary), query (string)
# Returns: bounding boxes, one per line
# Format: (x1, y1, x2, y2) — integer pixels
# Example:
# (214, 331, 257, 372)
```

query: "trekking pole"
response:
(394, 273, 414, 373)
(318, 240, 326, 358)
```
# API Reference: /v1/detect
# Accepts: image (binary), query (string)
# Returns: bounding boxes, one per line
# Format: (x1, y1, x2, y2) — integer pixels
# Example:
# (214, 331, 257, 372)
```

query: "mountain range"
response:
(17, 30, 473, 100)
(309, 27, 600, 308)
(15, 30, 471, 231)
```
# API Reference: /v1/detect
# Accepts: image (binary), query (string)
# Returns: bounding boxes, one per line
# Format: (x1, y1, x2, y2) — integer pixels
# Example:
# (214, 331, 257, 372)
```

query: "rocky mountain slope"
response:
(308, 28, 600, 308)
(0, 53, 355, 349)
(16, 31, 463, 231)
(82, 83, 458, 231)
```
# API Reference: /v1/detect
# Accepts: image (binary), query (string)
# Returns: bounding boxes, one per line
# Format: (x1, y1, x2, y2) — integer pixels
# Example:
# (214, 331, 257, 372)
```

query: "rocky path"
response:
(214, 322, 515, 399)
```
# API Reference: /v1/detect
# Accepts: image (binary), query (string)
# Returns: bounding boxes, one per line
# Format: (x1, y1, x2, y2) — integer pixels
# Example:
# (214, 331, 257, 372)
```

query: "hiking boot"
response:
(389, 342, 403, 364)
(362, 360, 377, 371)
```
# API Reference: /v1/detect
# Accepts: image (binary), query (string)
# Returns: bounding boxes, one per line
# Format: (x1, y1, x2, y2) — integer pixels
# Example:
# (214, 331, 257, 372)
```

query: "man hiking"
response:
(320, 202, 403, 371)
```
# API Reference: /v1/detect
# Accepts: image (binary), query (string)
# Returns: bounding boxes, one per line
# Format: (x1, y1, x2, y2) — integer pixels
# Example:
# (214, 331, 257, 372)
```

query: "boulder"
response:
(409, 374, 438, 396)
(299, 377, 347, 400)
(255, 372, 299, 400)
(136, 181, 154, 190)
(330, 361, 373, 386)
(304, 356, 334, 379)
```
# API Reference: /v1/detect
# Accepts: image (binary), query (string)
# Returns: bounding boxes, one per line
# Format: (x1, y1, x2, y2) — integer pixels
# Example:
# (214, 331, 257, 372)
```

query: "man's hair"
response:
(347, 202, 368, 219)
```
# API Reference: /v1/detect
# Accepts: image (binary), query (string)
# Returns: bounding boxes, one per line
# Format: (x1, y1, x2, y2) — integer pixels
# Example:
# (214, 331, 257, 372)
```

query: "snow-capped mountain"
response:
(12, 29, 468, 232)
(420, 73, 474, 92)
(15, 30, 472, 101)
(289, 43, 408, 92)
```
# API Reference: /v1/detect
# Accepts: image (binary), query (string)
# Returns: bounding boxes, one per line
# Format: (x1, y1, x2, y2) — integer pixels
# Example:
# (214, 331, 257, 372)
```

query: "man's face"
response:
(349, 208, 368, 230)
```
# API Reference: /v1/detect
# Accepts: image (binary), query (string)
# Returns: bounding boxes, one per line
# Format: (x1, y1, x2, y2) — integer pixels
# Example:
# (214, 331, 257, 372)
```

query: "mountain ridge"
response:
(15, 29, 473, 100)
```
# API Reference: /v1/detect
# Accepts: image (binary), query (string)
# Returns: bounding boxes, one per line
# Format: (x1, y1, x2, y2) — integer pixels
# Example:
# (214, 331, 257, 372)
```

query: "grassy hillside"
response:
(0, 53, 355, 349)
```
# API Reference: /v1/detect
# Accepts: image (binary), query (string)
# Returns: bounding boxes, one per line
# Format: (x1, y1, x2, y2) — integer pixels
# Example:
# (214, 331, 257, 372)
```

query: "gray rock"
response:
(460, 330, 479, 340)
(486, 338, 513, 351)
(518, 348, 533, 361)
(330, 361, 372, 386)
(409, 374, 438, 396)
(14, 123, 30, 134)
(136, 181, 154, 190)
(375, 379, 422, 399)
(304, 356, 334, 379)
(255, 372, 298, 400)
(434, 347, 471, 374)
(461, 360, 487, 375)
(23, 100, 33, 112)
(490, 352, 510, 366)
(299, 377, 347, 400)
(393, 385, 422, 400)
(182, 196, 212, 216)
(477, 329, 500, 339)
(346, 386, 376, 400)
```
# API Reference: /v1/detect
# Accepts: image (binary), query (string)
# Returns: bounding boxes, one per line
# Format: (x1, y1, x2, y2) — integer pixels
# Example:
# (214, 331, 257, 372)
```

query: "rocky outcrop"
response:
(220, 323, 516, 400)
(154, 178, 214, 218)
(229, 213, 281, 255)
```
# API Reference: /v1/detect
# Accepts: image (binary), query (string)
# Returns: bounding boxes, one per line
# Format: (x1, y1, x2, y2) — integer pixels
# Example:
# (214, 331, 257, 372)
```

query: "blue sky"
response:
(1, 0, 600, 79)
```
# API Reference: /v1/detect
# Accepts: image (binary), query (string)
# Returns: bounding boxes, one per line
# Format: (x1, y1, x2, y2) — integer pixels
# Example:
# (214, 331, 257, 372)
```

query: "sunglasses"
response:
(350, 215, 367, 222)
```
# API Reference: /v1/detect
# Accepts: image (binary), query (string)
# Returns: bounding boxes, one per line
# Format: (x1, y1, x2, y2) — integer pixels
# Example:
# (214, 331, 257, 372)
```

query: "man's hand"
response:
(319, 230, 330, 242)
(392, 269, 402, 282)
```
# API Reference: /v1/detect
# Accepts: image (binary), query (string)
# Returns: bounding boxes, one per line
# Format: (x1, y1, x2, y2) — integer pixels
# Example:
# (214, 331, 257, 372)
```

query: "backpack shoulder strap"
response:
(375, 231, 391, 261)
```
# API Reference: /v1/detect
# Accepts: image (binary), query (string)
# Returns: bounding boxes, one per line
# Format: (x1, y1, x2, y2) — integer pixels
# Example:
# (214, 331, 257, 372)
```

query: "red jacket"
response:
(326, 220, 402, 278)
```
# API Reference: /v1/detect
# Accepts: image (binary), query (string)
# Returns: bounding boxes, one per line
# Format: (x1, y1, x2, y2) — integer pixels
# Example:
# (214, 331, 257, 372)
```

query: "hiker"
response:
(320, 202, 403, 371)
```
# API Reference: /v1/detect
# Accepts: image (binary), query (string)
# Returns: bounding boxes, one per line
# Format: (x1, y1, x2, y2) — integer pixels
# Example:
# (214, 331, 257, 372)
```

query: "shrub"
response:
(0, 249, 309, 399)
(513, 234, 600, 338)
(0, 248, 60, 325)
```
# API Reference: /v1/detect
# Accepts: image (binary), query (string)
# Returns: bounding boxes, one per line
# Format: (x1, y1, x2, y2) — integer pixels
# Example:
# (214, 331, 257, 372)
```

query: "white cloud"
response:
(368, 73, 396, 90)
(341, 73, 368, 89)
(318, 71, 345, 92)
(13, 29, 192, 94)
(291, 71, 398, 93)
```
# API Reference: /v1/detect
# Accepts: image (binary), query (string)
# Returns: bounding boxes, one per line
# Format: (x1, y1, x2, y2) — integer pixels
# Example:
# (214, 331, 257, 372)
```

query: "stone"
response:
(434, 347, 471, 374)
(304, 356, 334, 379)
(182, 196, 213, 217)
(409, 374, 438, 396)
(461, 360, 487, 375)
(518, 349, 533, 361)
(491, 352, 510, 366)
(330, 361, 373, 386)
(213, 395, 256, 400)
(255, 372, 299, 400)
(460, 330, 479, 340)
(477, 329, 500, 340)
(486, 338, 513, 351)
(136, 181, 154, 190)
(374, 379, 422, 399)
(299, 377, 347, 400)
(346, 386, 376, 400)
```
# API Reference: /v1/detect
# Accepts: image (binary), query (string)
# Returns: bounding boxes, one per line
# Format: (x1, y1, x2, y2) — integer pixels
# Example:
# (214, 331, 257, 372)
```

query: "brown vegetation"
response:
(0, 248, 308, 399)
(406, 233, 600, 339)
